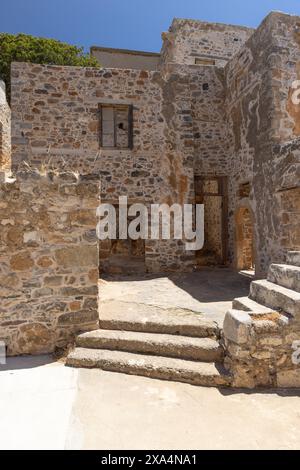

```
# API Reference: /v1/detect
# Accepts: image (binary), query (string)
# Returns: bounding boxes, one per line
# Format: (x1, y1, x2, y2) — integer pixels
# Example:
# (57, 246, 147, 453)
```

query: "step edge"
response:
(251, 279, 300, 298)
(67, 347, 226, 372)
(77, 329, 221, 343)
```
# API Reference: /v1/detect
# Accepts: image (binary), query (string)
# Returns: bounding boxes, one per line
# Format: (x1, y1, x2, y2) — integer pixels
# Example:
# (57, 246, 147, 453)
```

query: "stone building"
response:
(0, 12, 299, 386)
(8, 12, 300, 278)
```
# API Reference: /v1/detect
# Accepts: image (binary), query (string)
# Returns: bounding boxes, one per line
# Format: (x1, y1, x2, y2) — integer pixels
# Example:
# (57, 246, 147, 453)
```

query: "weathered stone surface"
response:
(66, 348, 230, 387)
(277, 369, 300, 388)
(10, 251, 34, 271)
(76, 329, 223, 362)
(232, 297, 274, 314)
(99, 300, 219, 338)
(250, 279, 300, 318)
(224, 254, 300, 388)
(161, 19, 253, 68)
(223, 310, 252, 345)
(0, 173, 99, 355)
(58, 310, 99, 326)
(55, 246, 98, 268)
(15, 323, 53, 355)
(287, 252, 300, 268)
(7, 12, 300, 278)
(268, 264, 300, 293)
(0, 11, 299, 379)
(0, 81, 11, 170)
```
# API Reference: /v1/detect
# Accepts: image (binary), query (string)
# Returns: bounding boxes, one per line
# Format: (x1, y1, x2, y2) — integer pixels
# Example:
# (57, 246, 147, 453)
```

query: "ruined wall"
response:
(160, 19, 253, 68)
(0, 81, 11, 170)
(11, 62, 196, 272)
(225, 12, 300, 276)
(10, 13, 299, 276)
(223, 249, 300, 388)
(224, 309, 300, 388)
(0, 172, 99, 355)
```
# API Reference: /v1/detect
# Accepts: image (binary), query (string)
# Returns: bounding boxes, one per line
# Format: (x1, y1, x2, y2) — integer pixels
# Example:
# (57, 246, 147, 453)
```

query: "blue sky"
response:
(1, 0, 300, 52)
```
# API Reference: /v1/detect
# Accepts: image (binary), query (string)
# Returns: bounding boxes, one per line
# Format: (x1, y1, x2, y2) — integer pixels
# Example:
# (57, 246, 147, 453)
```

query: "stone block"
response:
(10, 251, 34, 271)
(277, 369, 300, 388)
(16, 323, 54, 355)
(55, 245, 98, 268)
(57, 310, 99, 326)
(223, 310, 252, 345)
(287, 252, 300, 267)
(268, 264, 300, 293)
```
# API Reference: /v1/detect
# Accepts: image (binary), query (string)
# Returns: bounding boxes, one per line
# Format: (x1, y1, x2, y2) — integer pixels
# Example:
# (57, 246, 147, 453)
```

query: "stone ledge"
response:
(223, 306, 300, 388)
(223, 310, 252, 345)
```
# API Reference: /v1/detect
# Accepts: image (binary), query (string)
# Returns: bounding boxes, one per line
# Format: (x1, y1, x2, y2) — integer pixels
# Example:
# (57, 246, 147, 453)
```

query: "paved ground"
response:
(1, 357, 300, 450)
(100, 268, 252, 326)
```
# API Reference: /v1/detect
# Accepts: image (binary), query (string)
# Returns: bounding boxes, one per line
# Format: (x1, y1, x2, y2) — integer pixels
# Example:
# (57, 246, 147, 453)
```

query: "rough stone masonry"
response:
(0, 81, 11, 171)
(0, 172, 99, 355)
(0, 11, 299, 370)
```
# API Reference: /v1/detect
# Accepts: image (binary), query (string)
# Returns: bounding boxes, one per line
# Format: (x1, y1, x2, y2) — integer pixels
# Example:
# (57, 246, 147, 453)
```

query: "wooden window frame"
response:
(99, 104, 133, 150)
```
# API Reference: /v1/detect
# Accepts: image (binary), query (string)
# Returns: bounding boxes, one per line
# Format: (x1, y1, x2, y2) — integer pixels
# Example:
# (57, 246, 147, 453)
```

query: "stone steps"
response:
(66, 347, 230, 387)
(99, 305, 219, 338)
(268, 264, 300, 293)
(76, 329, 223, 362)
(232, 296, 274, 313)
(66, 300, 225, 386)
(287, 251, 300, 267)
(250, 279, 300, 318)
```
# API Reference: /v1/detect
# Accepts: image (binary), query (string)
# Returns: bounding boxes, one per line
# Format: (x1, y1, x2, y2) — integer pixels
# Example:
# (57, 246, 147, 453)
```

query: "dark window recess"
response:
(202, 83, 209, 91)
(239, 182, 251, 198)
(99, 104, 133, 149)
(195, 57, 216, 66)
(234, 38, 239, 42)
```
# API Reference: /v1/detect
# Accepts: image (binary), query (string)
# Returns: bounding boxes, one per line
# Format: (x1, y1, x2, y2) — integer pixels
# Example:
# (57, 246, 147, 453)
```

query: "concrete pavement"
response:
(0, 356, 300, 450)
(100, 268, 252, 327)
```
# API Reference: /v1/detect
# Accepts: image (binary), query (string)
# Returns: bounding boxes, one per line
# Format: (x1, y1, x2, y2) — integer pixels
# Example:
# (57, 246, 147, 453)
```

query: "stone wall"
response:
(11, 62, 196, 272)
(0, 81, 11, 170)
(225, 12, 300, 276)
(188, 65, 229, 176)
(275, 140, 300, 252)
(0, 172, 99, 355)
(9, 12, 300, 277)
(160, 19, 253, 68)
(223, 249, 300, 388)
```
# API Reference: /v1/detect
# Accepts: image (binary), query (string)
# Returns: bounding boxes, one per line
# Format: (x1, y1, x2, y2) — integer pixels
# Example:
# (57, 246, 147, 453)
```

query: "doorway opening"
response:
(194, 176, 228, 266)
(99, 205, 146, 275)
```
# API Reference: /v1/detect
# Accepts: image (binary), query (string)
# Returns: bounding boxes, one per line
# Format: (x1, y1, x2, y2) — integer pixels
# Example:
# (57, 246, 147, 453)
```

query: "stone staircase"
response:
(225, 251, 300, 388)
(233, 251, 300, 316)
(66, 305, 230, 387)
(66, 252, 300, 388)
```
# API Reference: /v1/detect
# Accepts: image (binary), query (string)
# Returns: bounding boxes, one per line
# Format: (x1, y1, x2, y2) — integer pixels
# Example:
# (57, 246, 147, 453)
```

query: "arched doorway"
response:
(235, 206, 255, 271)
